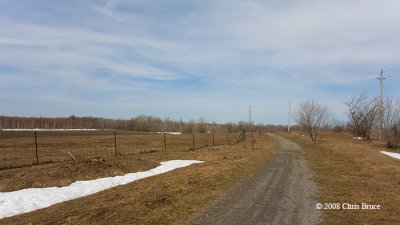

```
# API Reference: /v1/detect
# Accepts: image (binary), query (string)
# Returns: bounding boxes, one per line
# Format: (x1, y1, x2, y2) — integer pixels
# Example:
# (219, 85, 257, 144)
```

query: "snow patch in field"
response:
(0, 160, 203, 219)
(381, 151, 400, 160)
(1, 129, 97, 131)
(157, 131, 181, 135)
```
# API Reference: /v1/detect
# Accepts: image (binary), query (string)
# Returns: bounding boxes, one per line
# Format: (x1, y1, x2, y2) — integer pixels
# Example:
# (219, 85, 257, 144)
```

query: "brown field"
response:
(0, 133, 276, 225)
(281, 131, 400, 225)
(0, 130, 240, 169)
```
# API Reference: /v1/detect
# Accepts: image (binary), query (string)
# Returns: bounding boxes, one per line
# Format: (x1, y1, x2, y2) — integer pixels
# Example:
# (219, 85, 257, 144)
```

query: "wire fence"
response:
(0, 130, 242, 170)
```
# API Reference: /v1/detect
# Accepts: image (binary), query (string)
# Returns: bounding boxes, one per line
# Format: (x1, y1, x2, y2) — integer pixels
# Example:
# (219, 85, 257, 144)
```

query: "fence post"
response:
(251, 132, 254, 150)
(34, 131, 39, 165)
(114, 130, 117, 156)
(164, 132, 167, 151)
(213, 132, 215, 146)
(192, 133, 195, 150)
(2, 132, 6, 168)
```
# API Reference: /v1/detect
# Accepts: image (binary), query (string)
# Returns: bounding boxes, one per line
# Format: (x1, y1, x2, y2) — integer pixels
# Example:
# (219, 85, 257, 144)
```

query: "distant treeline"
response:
(0, 115, 287, 133)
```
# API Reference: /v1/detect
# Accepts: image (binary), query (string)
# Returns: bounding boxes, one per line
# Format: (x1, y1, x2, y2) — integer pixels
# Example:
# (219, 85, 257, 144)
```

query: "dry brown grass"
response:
(281, 131, 400, 225)
(0, 133, 276, 225)
(0, 131, 240, 169)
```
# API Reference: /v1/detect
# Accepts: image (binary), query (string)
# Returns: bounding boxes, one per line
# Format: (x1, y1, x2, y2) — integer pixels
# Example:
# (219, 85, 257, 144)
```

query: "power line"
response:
(382, 58, 400, 72)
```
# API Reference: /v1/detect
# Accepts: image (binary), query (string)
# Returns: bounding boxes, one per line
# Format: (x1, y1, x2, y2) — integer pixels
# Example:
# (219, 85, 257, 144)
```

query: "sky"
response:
(1, 0, 400, 124)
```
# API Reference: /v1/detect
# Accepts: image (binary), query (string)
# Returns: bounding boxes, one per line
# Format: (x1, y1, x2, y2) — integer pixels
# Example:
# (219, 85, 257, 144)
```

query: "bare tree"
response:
(195, 118, 207, 133)
(344, 93, 378, 140)
(331, 120, 348, 133)
(295, 101, 334, 142)
(382, 98, 400, 148)
(182, 119, 196, 133)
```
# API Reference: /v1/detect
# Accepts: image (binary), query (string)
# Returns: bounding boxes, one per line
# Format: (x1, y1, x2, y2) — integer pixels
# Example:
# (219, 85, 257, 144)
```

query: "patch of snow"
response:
(381, 151, 400, 160)
(1, 129, 98, 131)
(353, 137, 364, 140)
(0, 160, 203, 219)
(157, 131, 181, 135)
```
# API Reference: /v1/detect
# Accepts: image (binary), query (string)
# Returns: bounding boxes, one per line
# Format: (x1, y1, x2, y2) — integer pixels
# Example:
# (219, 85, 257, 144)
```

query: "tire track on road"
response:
(193, 133, 320, 225)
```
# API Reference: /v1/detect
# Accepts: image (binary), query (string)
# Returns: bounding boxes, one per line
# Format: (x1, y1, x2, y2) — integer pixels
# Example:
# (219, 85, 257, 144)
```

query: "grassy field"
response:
(0, 130, 240, 169)
(281, 131, 400, 225)
(0, 133, 276, 225)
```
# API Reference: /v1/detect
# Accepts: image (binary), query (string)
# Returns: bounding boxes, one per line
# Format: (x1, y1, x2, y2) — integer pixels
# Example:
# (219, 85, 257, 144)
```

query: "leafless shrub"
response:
(382, 98, 400, 148)
(344, 93, 378, 140)
(294, 100, 334, 142)
(331, 120, 348, 133)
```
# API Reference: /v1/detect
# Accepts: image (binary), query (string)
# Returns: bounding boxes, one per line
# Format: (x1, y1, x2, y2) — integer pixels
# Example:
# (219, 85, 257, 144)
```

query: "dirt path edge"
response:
(192, 133, 321, 225)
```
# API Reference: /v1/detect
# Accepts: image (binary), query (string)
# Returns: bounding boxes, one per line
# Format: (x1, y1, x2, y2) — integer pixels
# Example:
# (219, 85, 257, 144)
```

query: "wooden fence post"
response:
(251, 132, 254, 150)
(114, 130, 117, 156)
(164, 132, 167, 151)
(213, 132, 215, 146)
(34, 131, 39, 165)
(3, 132, 6, 168)
(192, 133, 195, 150)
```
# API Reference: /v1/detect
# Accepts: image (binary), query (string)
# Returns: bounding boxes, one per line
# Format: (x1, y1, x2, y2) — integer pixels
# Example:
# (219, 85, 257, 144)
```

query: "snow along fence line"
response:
(1, 129, 98, 131)
(0, 131, 241, 170)
(0, 160, 204, 219)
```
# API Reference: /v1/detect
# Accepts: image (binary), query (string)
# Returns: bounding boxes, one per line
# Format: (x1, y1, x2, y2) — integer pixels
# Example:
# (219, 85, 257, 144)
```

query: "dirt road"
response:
(193, 133, 320, 225)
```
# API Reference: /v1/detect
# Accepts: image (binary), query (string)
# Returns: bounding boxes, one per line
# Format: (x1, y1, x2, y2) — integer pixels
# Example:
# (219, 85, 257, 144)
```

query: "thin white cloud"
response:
(1, 0, 400, 123)
(0, 18, 182, 81)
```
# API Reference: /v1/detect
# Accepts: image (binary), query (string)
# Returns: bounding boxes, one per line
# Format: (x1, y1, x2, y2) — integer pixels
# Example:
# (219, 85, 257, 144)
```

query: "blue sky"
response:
(1, 0, 400, 124)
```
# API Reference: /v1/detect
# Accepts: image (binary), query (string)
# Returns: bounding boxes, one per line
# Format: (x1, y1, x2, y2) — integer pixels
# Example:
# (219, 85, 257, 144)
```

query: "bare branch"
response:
(344, 93, 378, 140)
(295, 101, 334, 142)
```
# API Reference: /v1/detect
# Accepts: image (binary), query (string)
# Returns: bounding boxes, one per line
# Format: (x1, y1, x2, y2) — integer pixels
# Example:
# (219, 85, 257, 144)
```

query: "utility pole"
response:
(288, 100, 292, 133)
(249, 105, 254, 150)
(249, 105, 252, 130)
(377, 69, 385, 146)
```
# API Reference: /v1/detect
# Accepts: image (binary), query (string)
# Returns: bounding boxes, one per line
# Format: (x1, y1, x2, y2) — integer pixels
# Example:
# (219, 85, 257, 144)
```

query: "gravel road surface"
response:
(193, 133, 320, 225)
